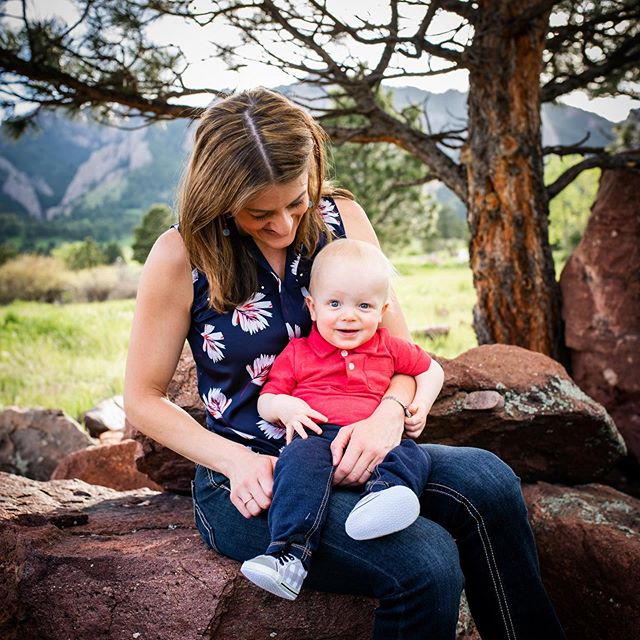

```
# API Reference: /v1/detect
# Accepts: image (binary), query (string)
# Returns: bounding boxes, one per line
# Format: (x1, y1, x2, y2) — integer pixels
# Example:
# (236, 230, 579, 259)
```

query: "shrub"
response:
(132, 203, 174, 263)
(0, 255, 69, 304)
(53, 237, 108, 270)
(67, 266, 118, 302)
(66, 262, 141, 302)
(107, 261, 141, 300)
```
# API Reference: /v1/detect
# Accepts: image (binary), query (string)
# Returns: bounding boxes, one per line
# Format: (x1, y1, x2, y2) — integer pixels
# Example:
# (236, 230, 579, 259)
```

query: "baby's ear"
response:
(380, 301, 390, 319)
(306, 296, 317, 321)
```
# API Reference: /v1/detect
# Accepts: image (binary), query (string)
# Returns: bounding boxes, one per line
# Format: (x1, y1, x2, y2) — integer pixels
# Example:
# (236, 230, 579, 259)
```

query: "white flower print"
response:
(319, 198, 340, 229)
(271, 272, 282, 293)
(290, 253, 301, 276)
(257, 419, 286, 440)
(201, 324, 225, 362)
(286, 323, 301, 340)
(232, 292, 273, 334)
(202, 387, 232, 419)
(228, 428, 256, 440)
(246, 354, 276, 386)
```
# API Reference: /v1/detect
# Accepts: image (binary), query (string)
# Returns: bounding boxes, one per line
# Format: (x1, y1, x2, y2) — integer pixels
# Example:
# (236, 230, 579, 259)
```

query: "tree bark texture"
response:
(466, 1, 567, 363)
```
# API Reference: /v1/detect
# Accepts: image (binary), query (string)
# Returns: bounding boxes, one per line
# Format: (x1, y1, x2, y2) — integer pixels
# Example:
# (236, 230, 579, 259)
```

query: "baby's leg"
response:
(241, 425, 339, 600)
(345, 440, 432, 540)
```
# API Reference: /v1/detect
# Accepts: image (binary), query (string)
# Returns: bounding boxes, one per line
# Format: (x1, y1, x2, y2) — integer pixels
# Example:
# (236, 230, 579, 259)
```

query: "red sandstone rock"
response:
(0, 407, 94, 480)
(523, 482, 640, 640)
(128, 344, 625, 492)
(0, 473, 480, 639)
(424, 344, 626, 482)
(560, 169, 640, 462)
(51, 440, 162, 491)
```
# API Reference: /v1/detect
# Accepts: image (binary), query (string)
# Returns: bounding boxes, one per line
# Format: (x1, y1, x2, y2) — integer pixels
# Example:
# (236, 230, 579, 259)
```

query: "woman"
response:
(124, 88, 565, 639)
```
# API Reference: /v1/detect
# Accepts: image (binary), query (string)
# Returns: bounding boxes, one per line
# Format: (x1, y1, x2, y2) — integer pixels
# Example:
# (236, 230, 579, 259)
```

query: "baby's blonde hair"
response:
(309, 238, 395, 297)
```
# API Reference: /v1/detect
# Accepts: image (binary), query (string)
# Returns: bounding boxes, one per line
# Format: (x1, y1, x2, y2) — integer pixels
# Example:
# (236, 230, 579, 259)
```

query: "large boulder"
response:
(0, 472, 479, 640)
(0, 407, 94, 480)
(523, 482, 640, 640)
(128, 344, 625, 492)
(82, 395, 125, 438)
(424, 344, 626, 483)
(560, 169, 640, 463)
(51, 440, 162, 491)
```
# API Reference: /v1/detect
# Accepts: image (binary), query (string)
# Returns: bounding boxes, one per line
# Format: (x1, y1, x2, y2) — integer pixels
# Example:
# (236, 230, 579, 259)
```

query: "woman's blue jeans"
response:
(192, 444, 566, 640)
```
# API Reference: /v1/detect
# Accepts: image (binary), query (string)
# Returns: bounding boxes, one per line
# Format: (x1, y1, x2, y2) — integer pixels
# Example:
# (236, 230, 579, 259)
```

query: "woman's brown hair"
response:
(178, 87, 351, 311)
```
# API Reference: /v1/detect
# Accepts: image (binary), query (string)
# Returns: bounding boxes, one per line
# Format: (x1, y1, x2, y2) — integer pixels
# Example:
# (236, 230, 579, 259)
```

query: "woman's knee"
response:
(426, 445, 527, 522)
(379, 520, 464, 600)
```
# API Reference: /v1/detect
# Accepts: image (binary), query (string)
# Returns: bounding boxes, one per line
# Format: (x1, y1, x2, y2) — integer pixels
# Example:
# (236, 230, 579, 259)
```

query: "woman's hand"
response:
(226, 449, 278, 518)
(330, 401, 405, 486)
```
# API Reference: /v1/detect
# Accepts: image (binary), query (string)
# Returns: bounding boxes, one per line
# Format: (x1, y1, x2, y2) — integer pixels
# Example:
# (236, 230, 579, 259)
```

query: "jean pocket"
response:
(191, 480, 221, 552)
(203, 466, 232, 492)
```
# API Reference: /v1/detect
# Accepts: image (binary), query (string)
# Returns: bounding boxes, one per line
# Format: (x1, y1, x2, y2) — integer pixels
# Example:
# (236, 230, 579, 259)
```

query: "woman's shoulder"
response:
(138, 228, 193, 304)
(147, 227, 190, 272)
(331, 196, 379, 246)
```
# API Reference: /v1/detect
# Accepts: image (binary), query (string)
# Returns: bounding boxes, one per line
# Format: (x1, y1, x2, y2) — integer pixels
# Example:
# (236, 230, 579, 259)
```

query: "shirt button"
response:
(348, 362, 355, 371)
(341, 350, 348, 357)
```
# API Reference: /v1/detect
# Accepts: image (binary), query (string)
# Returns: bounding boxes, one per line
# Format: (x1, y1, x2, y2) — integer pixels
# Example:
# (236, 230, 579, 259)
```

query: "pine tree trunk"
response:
(466, 1, 567, 363)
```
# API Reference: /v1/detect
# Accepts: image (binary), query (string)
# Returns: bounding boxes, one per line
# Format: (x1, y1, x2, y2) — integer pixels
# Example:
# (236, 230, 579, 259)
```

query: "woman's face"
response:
(234, 173, 309, 254)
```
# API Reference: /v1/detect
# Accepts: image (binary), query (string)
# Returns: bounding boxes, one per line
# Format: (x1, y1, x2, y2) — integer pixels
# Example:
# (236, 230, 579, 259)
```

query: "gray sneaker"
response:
(345, 485, 420, 540)
(241, 553, 308, 600)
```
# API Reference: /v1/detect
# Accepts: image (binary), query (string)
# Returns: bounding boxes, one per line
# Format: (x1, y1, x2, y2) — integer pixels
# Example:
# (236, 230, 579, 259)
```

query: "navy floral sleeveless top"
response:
(185, 197, 346, 456)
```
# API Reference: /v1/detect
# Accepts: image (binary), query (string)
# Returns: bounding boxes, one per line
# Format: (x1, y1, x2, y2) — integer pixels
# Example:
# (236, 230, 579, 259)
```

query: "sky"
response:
(9, 0, 640, 123)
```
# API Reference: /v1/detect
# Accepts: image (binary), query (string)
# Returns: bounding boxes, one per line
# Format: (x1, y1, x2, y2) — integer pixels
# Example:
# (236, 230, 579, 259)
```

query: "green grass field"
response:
(0, 263, 477, 419)
(0, 299, 135, 419)
(394, 258, 477, 358)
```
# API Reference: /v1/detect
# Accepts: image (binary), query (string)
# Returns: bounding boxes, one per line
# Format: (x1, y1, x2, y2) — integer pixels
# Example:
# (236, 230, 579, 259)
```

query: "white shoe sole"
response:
(345, 485, 420, 540)
(240, 561, 300, 601)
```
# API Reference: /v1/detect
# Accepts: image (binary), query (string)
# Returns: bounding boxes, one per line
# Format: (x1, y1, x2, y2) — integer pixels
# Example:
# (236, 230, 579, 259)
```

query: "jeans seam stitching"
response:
(428, 481, 517, 638)
(193, 499, 218, 552)
(205, 467, 231, 492)
(299, 466, 335, 562)
(425, 482, 517, 640)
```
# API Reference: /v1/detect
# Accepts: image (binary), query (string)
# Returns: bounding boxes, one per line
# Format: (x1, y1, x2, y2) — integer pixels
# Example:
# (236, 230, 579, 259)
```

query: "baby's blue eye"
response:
(329, 300, 340, 308)
(359, 303, 371, 310)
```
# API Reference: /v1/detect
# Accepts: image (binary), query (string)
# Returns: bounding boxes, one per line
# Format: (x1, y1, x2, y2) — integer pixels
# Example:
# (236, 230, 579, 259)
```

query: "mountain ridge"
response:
(0, 86, 614, 235)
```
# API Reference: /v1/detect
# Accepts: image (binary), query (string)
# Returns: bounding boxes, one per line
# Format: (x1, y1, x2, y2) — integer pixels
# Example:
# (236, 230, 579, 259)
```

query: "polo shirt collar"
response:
(307, 324, 381, 357)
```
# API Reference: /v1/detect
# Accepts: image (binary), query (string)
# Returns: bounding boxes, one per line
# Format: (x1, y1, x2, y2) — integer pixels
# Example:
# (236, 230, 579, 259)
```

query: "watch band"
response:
(381, 395, 412, 418)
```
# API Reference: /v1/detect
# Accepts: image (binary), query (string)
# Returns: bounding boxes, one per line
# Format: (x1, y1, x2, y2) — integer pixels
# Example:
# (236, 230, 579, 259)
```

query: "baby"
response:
(241, 238, 444, 600)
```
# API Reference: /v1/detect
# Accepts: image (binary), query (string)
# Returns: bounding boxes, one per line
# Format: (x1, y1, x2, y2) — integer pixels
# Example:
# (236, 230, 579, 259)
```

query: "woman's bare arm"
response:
(123, 229, 275, 517)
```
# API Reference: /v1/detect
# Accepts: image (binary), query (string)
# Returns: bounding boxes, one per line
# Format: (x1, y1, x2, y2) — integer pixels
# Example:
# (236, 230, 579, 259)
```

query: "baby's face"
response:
(307, 259, 389, 350)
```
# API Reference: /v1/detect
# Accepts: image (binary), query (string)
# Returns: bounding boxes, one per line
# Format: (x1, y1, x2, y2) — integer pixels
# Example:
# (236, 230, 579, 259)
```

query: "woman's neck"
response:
(258, 246, 287, 280)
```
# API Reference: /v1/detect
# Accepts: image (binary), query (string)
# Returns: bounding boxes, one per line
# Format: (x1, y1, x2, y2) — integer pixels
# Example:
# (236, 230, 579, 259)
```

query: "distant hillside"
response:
(0, 86, 615, 249)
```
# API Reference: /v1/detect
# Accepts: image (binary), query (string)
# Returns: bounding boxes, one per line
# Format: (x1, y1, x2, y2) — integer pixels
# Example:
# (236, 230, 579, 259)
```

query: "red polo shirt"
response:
(261, 325, 431, 425)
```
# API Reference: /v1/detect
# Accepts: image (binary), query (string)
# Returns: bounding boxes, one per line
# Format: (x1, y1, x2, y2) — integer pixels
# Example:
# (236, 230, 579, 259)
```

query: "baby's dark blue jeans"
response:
(265, 423, 431, 567)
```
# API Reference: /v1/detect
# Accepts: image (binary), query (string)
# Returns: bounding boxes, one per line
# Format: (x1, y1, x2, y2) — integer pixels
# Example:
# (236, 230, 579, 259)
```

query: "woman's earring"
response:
(308, 199, 314, 209)
(222, 213, 232, 237)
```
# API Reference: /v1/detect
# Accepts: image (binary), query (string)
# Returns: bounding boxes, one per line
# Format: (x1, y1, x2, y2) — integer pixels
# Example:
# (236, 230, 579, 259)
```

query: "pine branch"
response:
(546, 151, 640, 199)
(0, 46, 209, 120)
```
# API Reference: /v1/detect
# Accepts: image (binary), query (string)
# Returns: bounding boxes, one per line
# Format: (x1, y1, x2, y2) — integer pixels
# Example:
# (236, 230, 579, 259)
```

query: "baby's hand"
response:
(273, 396, 328, 444)
(404, 402, 428, 439)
